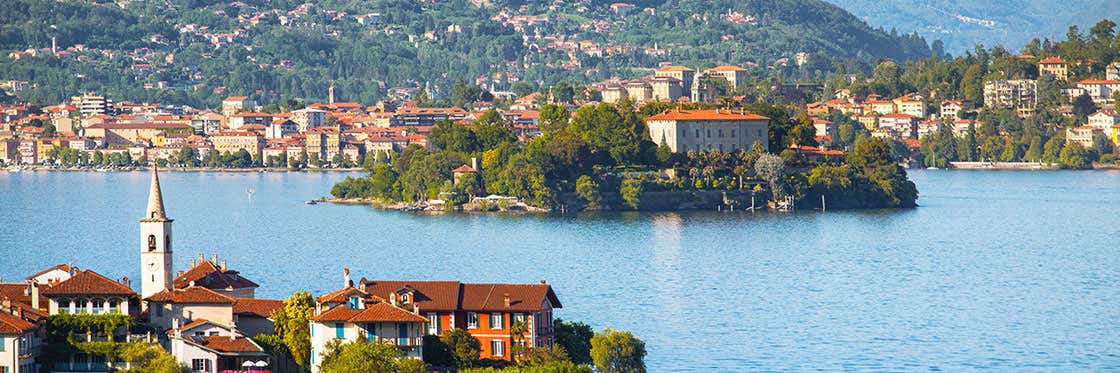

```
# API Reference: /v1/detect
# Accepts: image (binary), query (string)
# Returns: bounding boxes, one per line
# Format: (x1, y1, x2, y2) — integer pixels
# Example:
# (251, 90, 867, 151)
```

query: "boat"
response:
(304, 200, 318, 205)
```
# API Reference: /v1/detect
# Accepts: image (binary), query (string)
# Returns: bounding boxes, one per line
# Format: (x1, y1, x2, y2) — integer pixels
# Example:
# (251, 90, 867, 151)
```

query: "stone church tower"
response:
(140, 165, 173, 299)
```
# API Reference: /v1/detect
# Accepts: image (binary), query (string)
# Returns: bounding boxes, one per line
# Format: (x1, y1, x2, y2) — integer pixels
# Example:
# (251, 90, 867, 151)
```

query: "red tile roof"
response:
(460, 283, 562, 312)
(194, 335, 263, 353)
(316, 286, 380, 304)
(1039, 57, 1065, 64)
(646, 109, 769, 121)
(147, 286, 235, 304)
(173, 260, 259, 291)
(453, 165, 477, 173)
(310, 302, 427, 323)
(85, 122, 192, 130)
(1076, 79, 1120, 85)
(360, 280, 462, 311)
(0, 283, 30, 304)
(40, 270, 136, 297)
(232, 298, 285, 318)
(0, 311, 37, 334)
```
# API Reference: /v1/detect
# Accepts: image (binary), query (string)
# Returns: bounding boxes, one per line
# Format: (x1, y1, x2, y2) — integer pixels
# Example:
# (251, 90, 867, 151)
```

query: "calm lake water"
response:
(1, 170, 1119, 371)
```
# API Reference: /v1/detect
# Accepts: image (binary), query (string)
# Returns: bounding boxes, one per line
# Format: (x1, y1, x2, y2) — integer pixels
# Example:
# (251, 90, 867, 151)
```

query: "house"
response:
(654, 66, 696, 98)
(893, 94, 926, 118)
(308, 283, 428, 372)
(644, 109, 769, 153)
(146, 286, 236, 332)
(358, 276, 563, 361)
(173, 255, 259, 299)
(291, 108, 327, 132)
(210, 132, 264, 158)
(1087, 109, 1120, 131)
(600, 86, 627, 104)
(811, 118, 831, 137)
(0, 303, 42, 373)
(306, 127, 342, 161)
(228, 112, 271, 130)
(705, 65, 748, 90)
(1066, 126, 1100, 148)
(168, 319, 270, 373)
(1038, 57, 1068, 80)
(650, 77, 683, 102)
(940, 100, 973, 119)
(221, 96, 255, 117)
(624, 81, 653, 103)
(1075, 79, 1120, 104)
(877, 114, 919, 139)
(983, 79, 1037, 114)
(231, 298, 284, 337)
(39, 269, 137, 316)
(1108, 61, 1120, 81)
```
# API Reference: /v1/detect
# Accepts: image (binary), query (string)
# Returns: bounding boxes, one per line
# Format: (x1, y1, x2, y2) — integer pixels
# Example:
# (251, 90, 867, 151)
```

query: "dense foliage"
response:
(270, 291, 315, 370)
(589, 329, 647, 373)
(318, 338, 428, 373)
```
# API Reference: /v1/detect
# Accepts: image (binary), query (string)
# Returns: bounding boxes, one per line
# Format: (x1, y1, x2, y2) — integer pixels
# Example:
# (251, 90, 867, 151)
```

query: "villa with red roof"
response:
(645, 109, 770, 153)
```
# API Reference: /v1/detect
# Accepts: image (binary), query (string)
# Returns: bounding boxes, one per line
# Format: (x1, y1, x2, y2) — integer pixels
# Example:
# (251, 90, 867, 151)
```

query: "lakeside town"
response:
(0, 166, 642, 373)
(2, 55, 1120, 172)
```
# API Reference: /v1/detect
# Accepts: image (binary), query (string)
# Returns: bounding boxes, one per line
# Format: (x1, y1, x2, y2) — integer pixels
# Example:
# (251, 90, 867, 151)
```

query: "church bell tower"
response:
(140, 165, 173, 299)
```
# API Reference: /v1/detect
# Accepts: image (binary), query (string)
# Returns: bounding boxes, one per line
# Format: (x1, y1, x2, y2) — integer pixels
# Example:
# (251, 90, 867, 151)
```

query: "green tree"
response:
(441, 328, 480, 368)
(539, 104, 571, 135)
(553, 319, 593, 365)
(1042, 135, 1064, 164)
(271, 291, 314, 370)
(318, 338, 428, 373)
(590, 329, 646, 373)
(620, 178, 644, 210)
(575, 175, 602, 208)
(1059, 141, 1092, 169)
(1024, 137, 1044, 162)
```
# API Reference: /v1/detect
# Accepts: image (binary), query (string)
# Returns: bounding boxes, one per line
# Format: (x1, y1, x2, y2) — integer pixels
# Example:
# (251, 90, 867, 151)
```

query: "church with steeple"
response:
(139, 166, 173, 300)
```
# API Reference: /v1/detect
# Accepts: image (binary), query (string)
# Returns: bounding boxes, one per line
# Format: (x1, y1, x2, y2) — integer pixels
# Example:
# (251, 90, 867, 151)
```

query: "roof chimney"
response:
(188, 280, 195, 287)
(198, 253, 205, 264)
(1, 296, 9, 310)
(503, 293, 510, 308)
(30, 281, 39, 310)
(220, 260, 227, 271)
(211, 254, 218, 264)
(190, 259, 196, 268)
(471, 157, 478, 171)
(343, 267, 352, 287)
(177, 270, 185, 278)
(540, 279, 547, 284)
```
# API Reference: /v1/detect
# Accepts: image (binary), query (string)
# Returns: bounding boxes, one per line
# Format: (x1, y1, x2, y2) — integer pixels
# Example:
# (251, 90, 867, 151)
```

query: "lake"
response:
(1, 169, 1118, 371)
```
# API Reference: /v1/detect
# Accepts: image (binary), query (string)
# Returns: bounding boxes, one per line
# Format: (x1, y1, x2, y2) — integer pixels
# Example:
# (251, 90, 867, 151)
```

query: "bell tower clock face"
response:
(147, 258, 159, 270)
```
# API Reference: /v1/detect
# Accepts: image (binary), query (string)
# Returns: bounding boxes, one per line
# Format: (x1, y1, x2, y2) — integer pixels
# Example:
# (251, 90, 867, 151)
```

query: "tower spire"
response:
(142, 165, 170, 222)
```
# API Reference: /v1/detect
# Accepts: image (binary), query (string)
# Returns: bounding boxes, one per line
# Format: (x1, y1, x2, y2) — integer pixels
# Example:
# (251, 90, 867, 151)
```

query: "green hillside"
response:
(0, 0, 929, 106)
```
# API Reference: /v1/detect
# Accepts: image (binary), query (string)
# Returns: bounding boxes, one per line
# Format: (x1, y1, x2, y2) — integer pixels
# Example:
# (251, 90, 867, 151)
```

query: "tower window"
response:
(147, 235, 156, 251)
(165, 235, 171, 251)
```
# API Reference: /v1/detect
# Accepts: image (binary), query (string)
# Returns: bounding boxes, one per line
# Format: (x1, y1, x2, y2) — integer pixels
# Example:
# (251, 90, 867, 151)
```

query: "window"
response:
(731, 129, 736, 138)
(718, 129, 724, 138)
(147, 235, 156, 251)
(209, 331, 219, 336)
(348, 296, 360, 309)
(490, 313, 504, 329)
(707, 129, 711, 137)
(165, 235, 171, 250)
(335, 323, 345, 338)
(0, 337, 5, 351)
(513, 313, 527, 324)
(467, 312, 479, 329)
(156, 305, 163, 317)
(427, 313, 440, 335)
(491, 340, 505, 357)
(194, 332, 205, 337)
(758, 129, 763, 137)
(695, 129, 700, 138)
(191, 359, 211, 372)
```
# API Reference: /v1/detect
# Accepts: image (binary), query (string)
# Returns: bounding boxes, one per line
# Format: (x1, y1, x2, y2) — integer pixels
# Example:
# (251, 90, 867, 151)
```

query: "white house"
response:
(169, 319, 270, 373)
(308, 281, 427, 372)
(0, 306, 40, 373)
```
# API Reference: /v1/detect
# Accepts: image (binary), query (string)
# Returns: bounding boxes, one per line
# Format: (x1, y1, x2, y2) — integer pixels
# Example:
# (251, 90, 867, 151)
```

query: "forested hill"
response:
(0, 0, 929, 107)
(827, 0, 1120, 53)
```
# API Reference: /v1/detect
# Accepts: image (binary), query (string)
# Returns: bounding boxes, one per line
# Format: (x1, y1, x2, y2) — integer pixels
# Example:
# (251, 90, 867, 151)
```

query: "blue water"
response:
(1, 170, 1119, 371)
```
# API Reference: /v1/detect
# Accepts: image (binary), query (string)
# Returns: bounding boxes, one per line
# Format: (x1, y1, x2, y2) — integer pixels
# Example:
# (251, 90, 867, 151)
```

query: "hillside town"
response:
(3, 57, 1120, 170)
(0, 167, 569, 372)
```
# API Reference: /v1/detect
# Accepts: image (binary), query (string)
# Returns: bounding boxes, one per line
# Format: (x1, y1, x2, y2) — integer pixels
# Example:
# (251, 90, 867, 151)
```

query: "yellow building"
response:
(654, 66, 696, 97)
(210, 132, 264, 158)
(306, 127, 341, 160)
(705, 65, 748, 90)
(1038, 57, 1068, 81)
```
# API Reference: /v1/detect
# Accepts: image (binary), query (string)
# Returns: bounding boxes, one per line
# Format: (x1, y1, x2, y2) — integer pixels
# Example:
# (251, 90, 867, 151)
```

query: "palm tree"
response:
(509, 320, 529, 363)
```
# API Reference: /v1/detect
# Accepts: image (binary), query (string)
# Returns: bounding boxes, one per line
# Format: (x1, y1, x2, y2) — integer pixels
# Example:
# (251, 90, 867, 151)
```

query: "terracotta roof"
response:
(311, 302, 427, 323)
(40, 270, 136, 297)
(655, 65, 694, 72)
(645, 109, 769, 121)
(85, 122, 192, 130)
(0, 283, 31, 304)
(147, 286, 236, 304)
(453, 165, 477, 173)
(460, 283, 562, 312)
(173, 260, 259, 291)
(0, 311, 37, 334)
(193, 335, 263, 353)
(316, 286, 380, 304)
(1039, 57, 1065, 64)
(360, 280, 462, 311)
(879, 113, 917, 119)
(223, 96, 249, 101)
(708, 65, 746, 72)
(232, 298, 284, 318)
(1076, 79, 1120, 85)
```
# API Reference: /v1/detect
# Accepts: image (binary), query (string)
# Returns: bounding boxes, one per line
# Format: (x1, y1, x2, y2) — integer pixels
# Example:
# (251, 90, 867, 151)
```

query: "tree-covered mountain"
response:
(0, 0, 929, 107)
(826, 0, 1120, 54)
